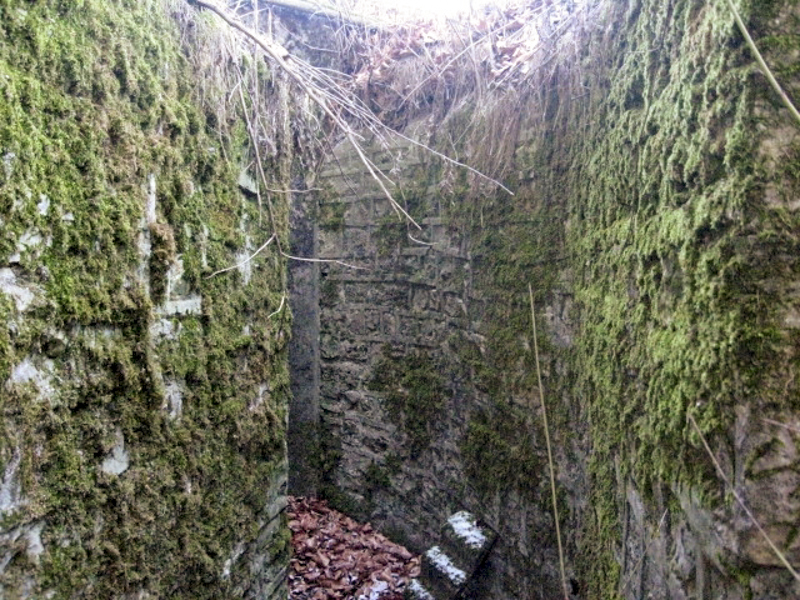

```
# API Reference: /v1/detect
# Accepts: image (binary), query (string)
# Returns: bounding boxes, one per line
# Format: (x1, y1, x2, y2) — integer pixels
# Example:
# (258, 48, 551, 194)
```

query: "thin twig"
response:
(529, 283, 569, 600)
(264, 186, 322, 194)
(688, 414, 800, 582)
(398, 21, 499, 107)
(233, 61, 279, 232)
(268, 293, 286, 319)
(189, 0, 421, 229)
(205, 234, 276, 279)
(188, 0, 514, 221)
(408, 233, 434, 246)
(279, 249, 366, 270)
(724, 0, 800, 127)
(390, 128, 514, 196)
(762, 417, 800, 435)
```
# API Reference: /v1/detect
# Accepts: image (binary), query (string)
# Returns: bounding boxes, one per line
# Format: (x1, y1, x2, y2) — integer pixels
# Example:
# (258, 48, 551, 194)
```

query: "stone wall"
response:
(310, 129, 581, 599)
(297, 0, 800, 598)
(0, 1, 292, 598)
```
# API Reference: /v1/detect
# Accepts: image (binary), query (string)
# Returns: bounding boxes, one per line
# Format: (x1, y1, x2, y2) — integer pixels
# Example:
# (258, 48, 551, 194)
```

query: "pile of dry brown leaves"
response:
(288, 496, 421, 600)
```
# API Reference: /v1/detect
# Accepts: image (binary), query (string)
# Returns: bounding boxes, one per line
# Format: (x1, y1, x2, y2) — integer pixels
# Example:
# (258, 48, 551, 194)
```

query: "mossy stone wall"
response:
(309, 0, 800, 598)
(0, 1, 291, 598)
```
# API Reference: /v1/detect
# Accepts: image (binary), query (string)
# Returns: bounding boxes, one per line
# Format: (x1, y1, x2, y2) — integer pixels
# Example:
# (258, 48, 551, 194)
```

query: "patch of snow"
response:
(146, 173, 157, 225)
(16, 229, 48, 259)
(137, 222, 152, 286)
(408, 579, 434, 600)
(447, 511, 487, 549)
(9, 357, 56, 400)
(2, 152, 15, 179)
(18, 230, 42, 248)
(221, 542, 245, 580)
(238, 170, 258, 196)
(159, 294, 202, 316)
(425, 546, 466, 585)
(249, 383, 269, 411)
(235, 247, 252, 285)
(201, 225, 209, 268)
(150, 318, 176, 340)
(164, 380, 183, 420)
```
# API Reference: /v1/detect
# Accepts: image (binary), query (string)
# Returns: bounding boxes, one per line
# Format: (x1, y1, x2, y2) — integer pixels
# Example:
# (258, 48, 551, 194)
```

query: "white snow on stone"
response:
(17, 230, 43, 250)
(408, 579, 434, 600)
(447, 511, 487, 549)
(425, 546, 466, 585)
(235, 247, 253, 285)
(159, 294, 202, 316)
(164, 380, 183, 420)
(2, 152, 15, 178)
(221, 542, 245, 580)
(150, 318, 176, 340)
(13, 229, 50, 262)
(146, 173, 157, 225)
(249, 383, 269, 411)
(201, 225, 209, 269)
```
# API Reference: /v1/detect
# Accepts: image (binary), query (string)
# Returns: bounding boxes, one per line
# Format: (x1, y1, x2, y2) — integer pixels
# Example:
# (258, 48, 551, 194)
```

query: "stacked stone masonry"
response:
(0, 1, 293, 598)
(298, 0, 800, 599)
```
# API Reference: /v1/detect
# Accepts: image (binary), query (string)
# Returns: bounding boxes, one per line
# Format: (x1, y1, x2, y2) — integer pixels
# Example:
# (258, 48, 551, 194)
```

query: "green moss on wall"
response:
(425, 0, 800, 595)
(367, 345, 446, 456)
(461, 408, 541, 501)
(531, 0, 800, 594)
(318, 201, 347, 232)
(0, 1, 291, 598)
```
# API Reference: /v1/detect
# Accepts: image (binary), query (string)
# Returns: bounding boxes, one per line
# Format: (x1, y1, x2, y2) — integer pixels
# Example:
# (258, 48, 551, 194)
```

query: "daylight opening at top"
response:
(366, 0, 501, 16)
(318, 0, 519, 21)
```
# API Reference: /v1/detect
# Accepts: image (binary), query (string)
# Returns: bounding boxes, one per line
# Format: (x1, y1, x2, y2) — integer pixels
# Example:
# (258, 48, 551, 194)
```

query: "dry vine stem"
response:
(528, 284, 569, 600)
(188, 0, 420, 228)
(688, 414, 800, 582)
(762, 417, 800, 435)
(268, 293, 287, 319)
(187, 0, 513, 230)
(206, 234, 276, 279)
(724, 0, 800, 128)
